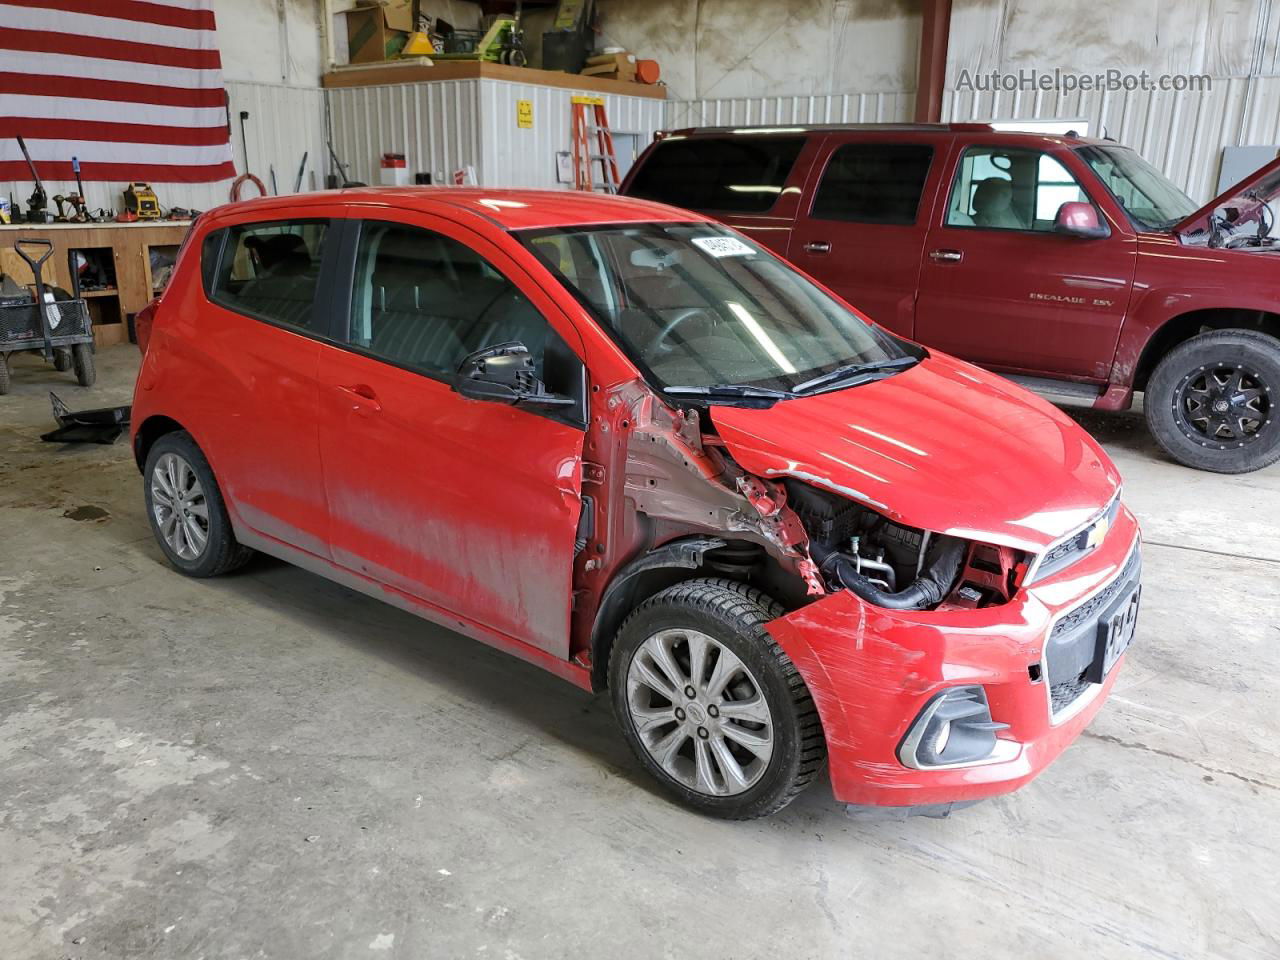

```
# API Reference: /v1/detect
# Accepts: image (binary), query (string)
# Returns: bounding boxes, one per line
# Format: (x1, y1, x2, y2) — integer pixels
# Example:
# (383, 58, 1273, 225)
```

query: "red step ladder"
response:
(571, 96, 621, 193)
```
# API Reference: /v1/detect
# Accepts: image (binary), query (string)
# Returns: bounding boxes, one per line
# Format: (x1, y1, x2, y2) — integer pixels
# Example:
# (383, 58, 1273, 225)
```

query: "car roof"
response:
(206, 187, 710, 231)
(666, 122, 1106, 146)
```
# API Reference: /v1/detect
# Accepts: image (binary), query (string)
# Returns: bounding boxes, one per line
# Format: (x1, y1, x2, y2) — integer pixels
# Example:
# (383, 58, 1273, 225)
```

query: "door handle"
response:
(803, 241, 832, 255)
(337, 382, 382, 412)
(929, 248, 963, 263)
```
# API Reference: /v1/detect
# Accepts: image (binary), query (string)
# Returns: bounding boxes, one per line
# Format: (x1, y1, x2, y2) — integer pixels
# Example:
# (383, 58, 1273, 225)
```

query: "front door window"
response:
(945, 146, 1092, 231)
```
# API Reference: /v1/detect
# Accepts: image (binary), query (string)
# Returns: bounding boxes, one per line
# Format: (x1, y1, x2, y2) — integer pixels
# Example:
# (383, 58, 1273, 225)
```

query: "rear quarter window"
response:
(626, 136, 805, 214)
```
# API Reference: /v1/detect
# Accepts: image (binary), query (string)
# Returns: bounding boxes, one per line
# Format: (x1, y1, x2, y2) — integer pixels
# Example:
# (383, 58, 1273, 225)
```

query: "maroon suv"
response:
(622, 123, 1280, 474)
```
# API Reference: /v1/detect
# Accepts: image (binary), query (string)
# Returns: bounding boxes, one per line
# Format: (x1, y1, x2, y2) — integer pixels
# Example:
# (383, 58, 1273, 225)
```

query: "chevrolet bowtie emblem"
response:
(1086, 516, 1109, 550)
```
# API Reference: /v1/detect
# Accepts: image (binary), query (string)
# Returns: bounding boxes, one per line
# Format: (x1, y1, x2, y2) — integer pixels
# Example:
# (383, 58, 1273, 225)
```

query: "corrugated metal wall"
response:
(0, 82, 326, 216)
(666, 78, 1280, 204)
(326, 81, 483, 187)
(327, 79, 666, 190)
(666, 92, 916, 129)
(941, 77, 1280, 202)
(478, 80, 667, 188)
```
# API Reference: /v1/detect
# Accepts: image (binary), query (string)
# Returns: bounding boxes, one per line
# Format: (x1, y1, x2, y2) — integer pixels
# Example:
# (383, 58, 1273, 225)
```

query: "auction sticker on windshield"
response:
(691, 236, 755, 258)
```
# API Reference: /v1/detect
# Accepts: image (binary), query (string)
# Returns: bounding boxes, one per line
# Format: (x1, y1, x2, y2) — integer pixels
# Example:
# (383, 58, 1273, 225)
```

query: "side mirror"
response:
(453, 341, 575, 407)
(1054, 201, 1110, 239)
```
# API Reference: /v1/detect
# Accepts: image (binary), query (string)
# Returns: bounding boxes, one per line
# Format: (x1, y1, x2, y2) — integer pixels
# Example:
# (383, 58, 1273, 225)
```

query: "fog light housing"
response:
(898, 686, 1011, 770)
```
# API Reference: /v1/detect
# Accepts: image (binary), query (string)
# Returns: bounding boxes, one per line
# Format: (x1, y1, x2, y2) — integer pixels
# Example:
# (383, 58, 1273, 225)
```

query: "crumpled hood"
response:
(711, 353, 1121, 554)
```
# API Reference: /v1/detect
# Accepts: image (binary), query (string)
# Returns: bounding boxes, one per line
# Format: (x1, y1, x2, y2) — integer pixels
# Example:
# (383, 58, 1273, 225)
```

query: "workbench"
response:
(0, 221, 192, 347)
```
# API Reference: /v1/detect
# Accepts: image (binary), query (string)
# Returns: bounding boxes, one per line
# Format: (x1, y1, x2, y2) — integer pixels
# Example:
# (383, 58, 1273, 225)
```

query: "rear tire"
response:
(609, 578, 826, 819)
(143, 431, 253, 577)
(72, 342, 95, 387)
(1145, 330, 1280, 473)
(53, 348, 72, 372)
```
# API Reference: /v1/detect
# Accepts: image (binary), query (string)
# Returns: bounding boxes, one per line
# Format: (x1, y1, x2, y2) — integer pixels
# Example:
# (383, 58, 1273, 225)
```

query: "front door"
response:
(914, 142, 1136, 380)
(788, 134, 946, 337)
(315, 213, 588, 657)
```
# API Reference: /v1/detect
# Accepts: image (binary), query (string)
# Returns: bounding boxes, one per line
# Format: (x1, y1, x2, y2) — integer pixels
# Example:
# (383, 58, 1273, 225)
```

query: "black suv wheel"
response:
(1146, 330, 1280, 473)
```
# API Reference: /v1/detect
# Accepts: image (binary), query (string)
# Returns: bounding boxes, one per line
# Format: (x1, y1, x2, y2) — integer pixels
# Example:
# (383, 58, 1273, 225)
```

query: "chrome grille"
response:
(1030, 493, 1121, 584)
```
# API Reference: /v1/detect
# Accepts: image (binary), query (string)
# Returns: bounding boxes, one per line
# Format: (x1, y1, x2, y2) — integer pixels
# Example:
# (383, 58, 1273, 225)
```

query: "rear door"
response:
(788, 134, 947, 338)
(622, 133, 822, 257)
(315, 211, 588, 658)
(197, 213, 341, 554)
(914, 141, 1136, 380)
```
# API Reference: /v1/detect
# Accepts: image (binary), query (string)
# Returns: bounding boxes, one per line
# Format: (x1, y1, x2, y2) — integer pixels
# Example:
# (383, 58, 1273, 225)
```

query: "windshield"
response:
(518, 222, 914, 396)
(1077, 145, 1198, 230)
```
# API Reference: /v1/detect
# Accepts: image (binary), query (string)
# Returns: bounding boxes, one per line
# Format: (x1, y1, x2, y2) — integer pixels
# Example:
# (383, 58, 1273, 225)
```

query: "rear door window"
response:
(209, 220, 329, 331)
(626, 136, 805, 213)
(810, 143, 934, 224)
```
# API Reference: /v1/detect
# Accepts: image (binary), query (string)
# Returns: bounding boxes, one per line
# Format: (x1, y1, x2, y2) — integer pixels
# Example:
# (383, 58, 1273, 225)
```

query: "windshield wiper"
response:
(792, 356, 919, 395)
(663, 384, 794, 402)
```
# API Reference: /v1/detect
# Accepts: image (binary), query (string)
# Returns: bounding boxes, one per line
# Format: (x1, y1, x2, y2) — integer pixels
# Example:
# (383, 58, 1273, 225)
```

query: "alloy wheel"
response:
(1174, 362, 1272, 449)
(625, 627, 775, 797)
(150, 452, 210, 561)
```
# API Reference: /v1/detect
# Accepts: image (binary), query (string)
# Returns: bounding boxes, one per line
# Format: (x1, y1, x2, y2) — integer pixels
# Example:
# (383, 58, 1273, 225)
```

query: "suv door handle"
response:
(337, 382, 382, 412)
(803, 241, 832, 254)
(929, 248, 963, 263)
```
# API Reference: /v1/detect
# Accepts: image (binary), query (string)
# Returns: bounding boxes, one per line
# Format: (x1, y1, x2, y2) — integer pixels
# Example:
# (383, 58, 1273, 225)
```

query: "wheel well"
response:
(1135, 309, 1280, 391)
(588, 537, 802, 692)
(132, 415, 185, 471)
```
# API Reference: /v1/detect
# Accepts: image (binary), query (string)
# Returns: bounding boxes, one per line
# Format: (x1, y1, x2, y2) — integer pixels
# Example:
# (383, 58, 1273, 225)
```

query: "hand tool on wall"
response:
(294, 151, 309, 193)
(15, 136, 49, 223)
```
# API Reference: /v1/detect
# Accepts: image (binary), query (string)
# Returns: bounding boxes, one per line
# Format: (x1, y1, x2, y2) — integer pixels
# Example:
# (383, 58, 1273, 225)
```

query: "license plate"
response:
(1088, 585, 1140, 682)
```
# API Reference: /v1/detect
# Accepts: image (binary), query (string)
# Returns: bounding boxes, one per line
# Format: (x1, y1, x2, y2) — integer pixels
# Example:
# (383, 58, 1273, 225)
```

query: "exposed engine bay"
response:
(780, 479, 1024, 611)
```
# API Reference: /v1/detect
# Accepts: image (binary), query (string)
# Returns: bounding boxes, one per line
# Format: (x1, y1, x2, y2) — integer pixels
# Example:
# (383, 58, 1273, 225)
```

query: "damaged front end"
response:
(576, 380, 1035, 689)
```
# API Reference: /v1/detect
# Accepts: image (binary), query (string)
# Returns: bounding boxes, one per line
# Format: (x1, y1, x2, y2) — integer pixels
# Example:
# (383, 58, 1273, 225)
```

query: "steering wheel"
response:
(652, 307, 716, 353)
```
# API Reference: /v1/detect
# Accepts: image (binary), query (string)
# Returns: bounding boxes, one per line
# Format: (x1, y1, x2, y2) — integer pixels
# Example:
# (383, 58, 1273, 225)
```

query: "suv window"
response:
(810, 143, 933, 225)
(208, 220, 328, 330)
(946, 146, 1090, 231)
(345, 222, 581, 397)
(626, 136, 805, 214)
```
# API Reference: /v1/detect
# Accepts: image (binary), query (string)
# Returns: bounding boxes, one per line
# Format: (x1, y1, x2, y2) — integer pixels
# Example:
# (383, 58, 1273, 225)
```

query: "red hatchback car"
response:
(132, 188, 1140, 819)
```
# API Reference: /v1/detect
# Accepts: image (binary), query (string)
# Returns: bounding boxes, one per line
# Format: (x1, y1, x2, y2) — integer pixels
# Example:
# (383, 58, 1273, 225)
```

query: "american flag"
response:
(0, 0, 236, 183)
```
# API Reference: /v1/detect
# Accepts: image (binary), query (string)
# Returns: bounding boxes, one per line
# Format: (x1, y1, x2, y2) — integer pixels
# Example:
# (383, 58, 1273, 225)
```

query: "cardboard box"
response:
(581, 52, 636, 81)
(345, 0, 413, 64)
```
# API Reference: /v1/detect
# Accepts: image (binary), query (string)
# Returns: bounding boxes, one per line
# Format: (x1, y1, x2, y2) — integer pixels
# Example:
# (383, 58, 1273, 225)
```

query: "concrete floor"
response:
(1, 346, 1278, 960)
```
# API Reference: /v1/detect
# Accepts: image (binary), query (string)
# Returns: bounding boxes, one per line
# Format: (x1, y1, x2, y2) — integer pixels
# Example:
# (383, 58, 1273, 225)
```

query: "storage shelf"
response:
(80, 288, 119, 299)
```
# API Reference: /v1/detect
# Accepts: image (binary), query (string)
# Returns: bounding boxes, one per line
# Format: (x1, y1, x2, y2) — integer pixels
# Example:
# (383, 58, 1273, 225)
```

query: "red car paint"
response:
(133, 187, 1137, 813)
(621, 126, 1280, 411)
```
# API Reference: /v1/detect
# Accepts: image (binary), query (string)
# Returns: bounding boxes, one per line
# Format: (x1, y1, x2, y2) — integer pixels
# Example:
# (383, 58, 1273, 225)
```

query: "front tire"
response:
(609, 579, 826, 819)
(143, 432, 253, 577)
(1145, 330, 1280, 473)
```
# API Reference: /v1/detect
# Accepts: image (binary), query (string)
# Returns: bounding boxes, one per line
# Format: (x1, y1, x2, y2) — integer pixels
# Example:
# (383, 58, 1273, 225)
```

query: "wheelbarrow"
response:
(0, 238, 96, 395)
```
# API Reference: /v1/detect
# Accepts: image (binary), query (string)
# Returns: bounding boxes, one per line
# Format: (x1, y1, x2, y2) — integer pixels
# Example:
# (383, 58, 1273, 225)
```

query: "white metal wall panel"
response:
(670, 77, 1280, 205)
(227, 81, 328, 200)
(0, 81, 325, 216)
(325, 80, 482, 188)
(326, 79, 664, 190)
(942, 75, 1280, 203)
(665, 93, 916, 130)
(477, 79, 666, 189)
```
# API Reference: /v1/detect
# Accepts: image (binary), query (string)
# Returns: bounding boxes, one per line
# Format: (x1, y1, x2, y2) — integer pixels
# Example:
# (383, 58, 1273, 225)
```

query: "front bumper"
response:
(766, 505, 1141, 809)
